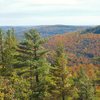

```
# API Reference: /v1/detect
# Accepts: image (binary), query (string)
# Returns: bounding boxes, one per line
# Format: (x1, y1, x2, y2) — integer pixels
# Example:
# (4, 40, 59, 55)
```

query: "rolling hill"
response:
(81, 25, 100, 34)
(0, 25, 89, 39)
(46, 33, 100, 66)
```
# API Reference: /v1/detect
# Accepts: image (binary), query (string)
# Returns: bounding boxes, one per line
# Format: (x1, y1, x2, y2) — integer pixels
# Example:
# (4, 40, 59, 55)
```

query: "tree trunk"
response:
(36, 73, 39, 83)
(62, 76, 65, 100)
(62, 93, 65, 100)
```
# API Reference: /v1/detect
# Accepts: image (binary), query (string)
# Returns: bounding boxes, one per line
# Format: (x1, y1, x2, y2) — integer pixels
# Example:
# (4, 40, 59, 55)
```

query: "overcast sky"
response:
(0, 0, 100, 26)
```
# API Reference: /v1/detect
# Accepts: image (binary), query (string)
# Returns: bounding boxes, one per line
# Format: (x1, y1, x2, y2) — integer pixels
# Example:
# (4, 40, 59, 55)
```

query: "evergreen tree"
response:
(51, 45, 73, 100)
(0, 29, 18, 99)
(76, 67, 95, 100)
(2, 29, 17, 76)
(18, 29, 51, 99)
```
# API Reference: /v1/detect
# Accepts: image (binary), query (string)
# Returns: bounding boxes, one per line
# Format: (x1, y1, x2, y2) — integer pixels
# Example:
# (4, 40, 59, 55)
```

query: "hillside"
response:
(81, 25, 100, 34)
(0, 25, 89, 39)
(46, 33, 100, 66)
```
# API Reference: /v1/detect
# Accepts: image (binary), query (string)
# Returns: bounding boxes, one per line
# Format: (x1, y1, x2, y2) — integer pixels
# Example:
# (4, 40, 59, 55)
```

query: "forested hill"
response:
(0, 25, 89, 39)
(81, 25, 100, 34)
(46, 33, 100, 65)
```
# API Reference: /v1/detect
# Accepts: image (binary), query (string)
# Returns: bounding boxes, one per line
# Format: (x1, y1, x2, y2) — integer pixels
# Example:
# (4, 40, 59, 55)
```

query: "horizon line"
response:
(0, 24, 98, 27)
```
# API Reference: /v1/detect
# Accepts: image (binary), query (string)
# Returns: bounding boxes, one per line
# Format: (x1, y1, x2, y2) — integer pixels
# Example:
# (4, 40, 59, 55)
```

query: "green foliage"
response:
(75, 67, 95, 100)
(3, 29, 18, 67)
(0, 29, 98, 100)
(51, 45, 74, 100)
(17, 29, 52, 99)
(10, 71, 31, 99)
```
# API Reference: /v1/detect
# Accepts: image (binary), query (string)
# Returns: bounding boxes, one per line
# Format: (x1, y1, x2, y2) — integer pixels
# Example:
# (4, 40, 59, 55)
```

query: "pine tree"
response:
(51, 45, 73, 100)
(18, 29, 51, 99)
(76, 67, 95, 100)
(2, 29, 17, 76)
(0, 29, 18, 99)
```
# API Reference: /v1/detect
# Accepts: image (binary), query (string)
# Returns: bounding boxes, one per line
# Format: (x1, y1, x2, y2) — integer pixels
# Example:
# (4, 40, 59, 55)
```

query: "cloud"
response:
(14, 0, 81, 5)
(0, 0, 100, 25)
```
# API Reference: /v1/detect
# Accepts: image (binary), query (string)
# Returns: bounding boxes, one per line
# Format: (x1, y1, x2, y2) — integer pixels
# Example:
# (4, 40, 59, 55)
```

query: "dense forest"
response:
(0, 28, 100, 100)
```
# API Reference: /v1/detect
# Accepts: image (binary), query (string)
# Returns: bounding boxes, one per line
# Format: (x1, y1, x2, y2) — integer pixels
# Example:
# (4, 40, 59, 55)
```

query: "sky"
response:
(0, 0, 100, 26)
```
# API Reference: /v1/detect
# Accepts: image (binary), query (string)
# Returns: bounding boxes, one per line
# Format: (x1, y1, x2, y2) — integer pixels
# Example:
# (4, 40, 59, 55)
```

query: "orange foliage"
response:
(69, 64, 96, 79)
(45, 33, 100, 65)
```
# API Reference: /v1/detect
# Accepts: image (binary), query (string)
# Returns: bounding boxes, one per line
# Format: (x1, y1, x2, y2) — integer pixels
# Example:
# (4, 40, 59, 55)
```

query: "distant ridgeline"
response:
(81, 25, 100, 34)
(0, 25, 89, 40)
